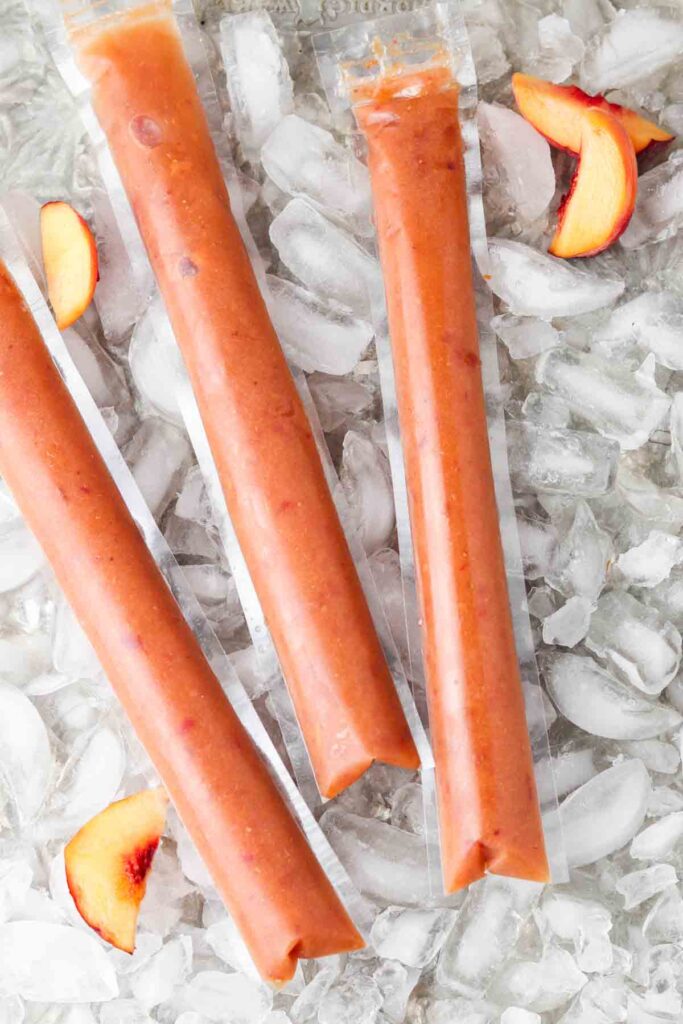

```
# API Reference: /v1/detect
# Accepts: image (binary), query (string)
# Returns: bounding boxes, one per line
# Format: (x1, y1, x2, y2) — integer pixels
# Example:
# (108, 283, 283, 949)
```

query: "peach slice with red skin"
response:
(65, 788, 168, 953)
(40, 201, 98, 330)
(549, 107, 638, 259)
(512, 73, 673, 156)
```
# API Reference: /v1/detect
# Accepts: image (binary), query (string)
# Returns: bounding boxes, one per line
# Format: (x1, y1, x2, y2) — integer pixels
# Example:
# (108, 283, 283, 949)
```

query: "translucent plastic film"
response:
(50, 0, 427, 812)
(315, 2, 567, 888)
(0, 207, 372, 982)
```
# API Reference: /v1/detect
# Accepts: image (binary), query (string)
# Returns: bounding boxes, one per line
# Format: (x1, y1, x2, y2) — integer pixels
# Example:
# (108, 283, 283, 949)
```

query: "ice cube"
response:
(546, 501, 613, 603)
(616, 864, 677, 909)
(494, 947, 587, 1013)
(181, 563, 233, 609)
(165, 515, 218, 563)
(516, 513, 558, 579)
(369, 549, 417, 667)
(580, 8, 683, 92)
(169, 811, 215, 891)
(270, 199, 382, 315)
(175, 465, 213, 528)
(595, 292, 683, 372)
(0, 921, 117, 1001)
(667, 673, 683, 711)
(530, 14, 585, 83)
(0, 632, 51, 686)
(228, 647, 278, 702)
(586, 591, 681, 696)
(390, 781, 424, 834)
(616, 531, 682, 588)
(0, 858, 32, 923)
(107, 934, 163, 977)
(100, 1000, 155, 1024)
(129, 304, 187, 427)
(206, 915, 260, 980)
(542, 596, 593, 647)
(506, 421, 619, 497)
(535, 747, 596, 804)
(642, 887, 683, 944)
(0, 521, 44, 594)
(88, 186, 154, 344)
(52, 595, 101, 681)
(543, 759, 651, 868)
(370, 907, 456, 968)
(645, 571, 683, 631)
(265, 276, 372, 375)
(563, 976, 629, 1024)
(181, 971, 272, 1023)
(648, 784, 683, 817)
(521, 393, 571, 429)
(290, 962, 341, 1023)
(563, 0, 612, 41)
(529, 586, 558, 622)
(492, 314, 560, 359)
(317, 971, 383, 1024)
(488, 239, 624, 318)
(437, 876, 543, 996)
(220, 12, 294, 158)
(630, 810, 683, 860)
(340, 431, 395, 555)
(0, 480, 19, 529)
(124, 418, 192, 518)
(671, 393, 683, 483)
(540, 892, 613, 973)
(43, 680, 109, 744)
(373, 959, 417, 1023)
(478, 104, 555, 224)
(623, 738, 679, 774)
(63, 326, 131, 420)
(136, 846, 193, 937)
(468, 23, 510, 84)
(41, 726, 125, 836)
(261, 115, 371, 235)
(307, 373, 374, 433)
(536, 347, 670, 451)
(426, 997, 496, 1024)
(500, 1011, 540, 1024)
(0, 996, 24, 1024)
(621, 151, 683, 250)
(130, 936, 192, 1009)
(543, 652, 682, 740)
(321, 807, 430, 906)
(0, 683, 51, 824)
(528, 14, 585, 83)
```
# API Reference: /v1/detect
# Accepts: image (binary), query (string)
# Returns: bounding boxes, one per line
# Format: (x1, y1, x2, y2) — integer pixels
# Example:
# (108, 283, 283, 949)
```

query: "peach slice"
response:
(40, 201, 98, 330)
(65, 788, 168, 953)
(512, 73, 673, 156)
(549, 107, 638, 259)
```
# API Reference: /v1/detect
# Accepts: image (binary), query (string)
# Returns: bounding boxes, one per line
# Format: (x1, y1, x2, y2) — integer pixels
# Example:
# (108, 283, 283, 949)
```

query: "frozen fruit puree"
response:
(352, 64, 549, 890)
(0, 259, 363, 983)
(69, 0, 419, 797)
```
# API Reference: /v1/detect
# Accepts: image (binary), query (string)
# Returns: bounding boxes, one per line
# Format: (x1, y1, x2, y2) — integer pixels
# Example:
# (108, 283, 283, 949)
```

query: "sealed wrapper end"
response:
(0, 257, 364, 983)
(64, 0, 419, 799)
(318, 12, 549, 891)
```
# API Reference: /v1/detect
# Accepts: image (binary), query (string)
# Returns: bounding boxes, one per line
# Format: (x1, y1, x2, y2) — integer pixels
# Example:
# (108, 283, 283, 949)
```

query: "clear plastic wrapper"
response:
(46, 0, 429, 811)
(315, 2, 566, 888)
(42, 0, 434, 877)
(0, 205, 371, 982)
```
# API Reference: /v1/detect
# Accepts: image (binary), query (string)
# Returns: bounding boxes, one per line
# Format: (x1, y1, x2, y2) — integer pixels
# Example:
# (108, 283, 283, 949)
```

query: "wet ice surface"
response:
(1, 0, 683, 1022)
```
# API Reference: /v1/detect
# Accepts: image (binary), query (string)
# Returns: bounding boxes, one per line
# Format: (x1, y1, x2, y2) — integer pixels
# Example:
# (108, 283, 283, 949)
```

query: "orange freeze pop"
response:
(70, 1, 418, 799)
(353, 68, 549, 890)
(0, 260, 363, 982)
